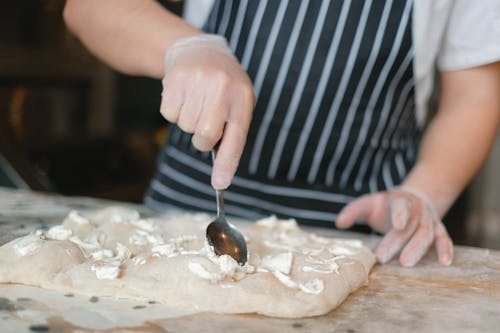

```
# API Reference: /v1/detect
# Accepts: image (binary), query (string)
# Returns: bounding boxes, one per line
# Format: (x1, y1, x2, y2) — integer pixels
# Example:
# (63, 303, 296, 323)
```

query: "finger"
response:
(336, 193, 389, 232)
(399, 211, 435, 267)
(191, 80, 229, 152)
(336, 195, 376, 229)
(389, 195, 410, 230)
(160, 76, 185, 124)
(210, 83, 254, 189)
(191, 104, 226, 152)
(177, 84, 204, 134)
(434, 222, 453, 266)
(375, 216, 418, 264)
(211, 118, 250, 190)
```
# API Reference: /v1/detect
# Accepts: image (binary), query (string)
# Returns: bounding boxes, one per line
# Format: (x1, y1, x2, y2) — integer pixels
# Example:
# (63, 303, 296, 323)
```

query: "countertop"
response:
(0, 187, 499, 333)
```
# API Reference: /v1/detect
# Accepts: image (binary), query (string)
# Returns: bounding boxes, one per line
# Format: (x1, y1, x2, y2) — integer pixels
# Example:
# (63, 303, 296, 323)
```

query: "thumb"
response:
(336, 194, 377, 229)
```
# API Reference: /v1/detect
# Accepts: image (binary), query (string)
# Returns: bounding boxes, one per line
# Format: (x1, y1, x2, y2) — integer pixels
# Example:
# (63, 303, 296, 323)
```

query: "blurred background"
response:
(0, 0, 498, 249)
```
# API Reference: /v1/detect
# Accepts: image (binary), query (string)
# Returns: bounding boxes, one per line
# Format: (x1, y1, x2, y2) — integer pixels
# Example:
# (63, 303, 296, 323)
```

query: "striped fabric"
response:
(145, 0, 417, 229)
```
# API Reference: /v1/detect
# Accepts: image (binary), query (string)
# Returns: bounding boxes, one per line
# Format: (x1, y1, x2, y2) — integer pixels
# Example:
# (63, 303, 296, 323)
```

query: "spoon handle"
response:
(211, 149, 226, 219)
(215, 189, 225, 218)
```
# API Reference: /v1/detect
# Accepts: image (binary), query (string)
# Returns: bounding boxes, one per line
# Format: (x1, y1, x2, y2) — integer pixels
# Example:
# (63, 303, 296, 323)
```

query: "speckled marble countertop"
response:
(0, 187, 499, 333)
(0, 187, 153, 247)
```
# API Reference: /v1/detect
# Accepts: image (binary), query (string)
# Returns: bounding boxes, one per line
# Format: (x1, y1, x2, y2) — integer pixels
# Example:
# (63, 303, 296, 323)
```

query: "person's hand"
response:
(335, 186, 453, 267)
(160, 34, 255, 189)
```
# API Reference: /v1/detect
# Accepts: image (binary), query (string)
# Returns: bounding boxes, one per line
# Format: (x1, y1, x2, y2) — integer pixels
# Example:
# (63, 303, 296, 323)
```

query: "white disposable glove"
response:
(160, 34, 255, 189)
(336, 186, 454, 267)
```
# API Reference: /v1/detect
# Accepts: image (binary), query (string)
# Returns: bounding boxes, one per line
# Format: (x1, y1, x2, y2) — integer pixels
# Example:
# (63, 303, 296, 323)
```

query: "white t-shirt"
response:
(414, 0, 500, 126)
(184, 0, 500, 126)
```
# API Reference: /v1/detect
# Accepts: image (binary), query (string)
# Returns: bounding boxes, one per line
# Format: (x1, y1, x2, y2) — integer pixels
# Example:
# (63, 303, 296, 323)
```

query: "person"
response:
(63, 0, 500, 267)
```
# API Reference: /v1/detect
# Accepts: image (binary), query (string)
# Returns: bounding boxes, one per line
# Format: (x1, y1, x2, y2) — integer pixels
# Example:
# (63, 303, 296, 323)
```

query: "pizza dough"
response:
(0, 207, 375, 318)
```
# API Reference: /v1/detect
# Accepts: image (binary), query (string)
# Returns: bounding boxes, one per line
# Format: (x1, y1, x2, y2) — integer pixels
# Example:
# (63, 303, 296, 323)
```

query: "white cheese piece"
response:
(91, 262, 120, 280)
(280, 220, 299, 231)
(300, 247, 325, 256)
(131, 255, 147, 266)
(47, 225, 72, 240)
(302, 264, 338, 274)
(69, 236, 100, 252)
(272, 270, 299, 289)
(302, 256, 341, 274)
(12, 233, 44, 257)
(90, 244, 131, 280)
(130, 218, 156, 232)
(90, 249, 113, 260)
(309, 233, 330, 244)
(129, 229, 164, 246)
(299, 279, 324, 295)
(217, 254, 239, 276)
(108, 209, 140, 224)
(151, 235, 199, 256)
(256, 216, 279, 228)
(152, 243, 177, 256)
(66, 210, 90, 225)
(328, 246, 358, 256)
(115, 242, 131, 260)
(259, 252, 293, 275)
(188, 262, 220, 282)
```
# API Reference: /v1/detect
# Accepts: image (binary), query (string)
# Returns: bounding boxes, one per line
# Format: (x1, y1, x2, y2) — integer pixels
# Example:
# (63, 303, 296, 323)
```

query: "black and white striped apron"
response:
(145, 0, 418, 230)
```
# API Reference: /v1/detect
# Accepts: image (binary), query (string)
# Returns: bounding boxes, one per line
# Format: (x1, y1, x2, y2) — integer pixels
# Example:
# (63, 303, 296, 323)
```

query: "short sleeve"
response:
(438, 0, 500, 71)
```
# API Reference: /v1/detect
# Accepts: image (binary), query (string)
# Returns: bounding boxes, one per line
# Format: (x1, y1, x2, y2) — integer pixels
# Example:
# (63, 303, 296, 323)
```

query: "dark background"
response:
(0, 0, 184, 202)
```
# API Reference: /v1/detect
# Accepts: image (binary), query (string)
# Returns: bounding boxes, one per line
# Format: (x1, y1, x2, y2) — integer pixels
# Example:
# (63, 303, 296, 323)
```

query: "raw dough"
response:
(0, 207, 375, 318)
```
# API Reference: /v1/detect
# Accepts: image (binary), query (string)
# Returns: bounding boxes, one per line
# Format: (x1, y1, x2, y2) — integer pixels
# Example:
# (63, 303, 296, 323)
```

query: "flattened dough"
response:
(0, 207, 375, 318)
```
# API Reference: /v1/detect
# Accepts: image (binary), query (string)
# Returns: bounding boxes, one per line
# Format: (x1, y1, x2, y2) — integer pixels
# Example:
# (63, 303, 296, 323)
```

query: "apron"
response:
(145, 0, 417, 229)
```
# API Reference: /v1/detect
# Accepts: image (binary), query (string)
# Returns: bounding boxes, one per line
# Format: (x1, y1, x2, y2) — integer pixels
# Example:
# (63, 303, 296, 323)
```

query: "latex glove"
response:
(160, 34, 254, 189)
(336, 186, 453, 267)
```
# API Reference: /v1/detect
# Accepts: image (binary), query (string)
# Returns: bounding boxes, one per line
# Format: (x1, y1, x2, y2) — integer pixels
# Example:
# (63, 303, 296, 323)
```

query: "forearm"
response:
(63, 0, 201, 78)
(403, 63, 500, 217)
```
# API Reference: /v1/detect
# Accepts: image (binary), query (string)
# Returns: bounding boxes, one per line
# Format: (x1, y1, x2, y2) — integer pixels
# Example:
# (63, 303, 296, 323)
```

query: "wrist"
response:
(396, 185, 439, 219)
(401, 164, 462, 218)
(165, 34, 233, 69)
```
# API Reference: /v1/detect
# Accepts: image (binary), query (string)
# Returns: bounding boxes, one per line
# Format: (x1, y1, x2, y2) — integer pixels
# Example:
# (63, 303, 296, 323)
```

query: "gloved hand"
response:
(336, 186, 454, 267)
(160, 34, 255, 189)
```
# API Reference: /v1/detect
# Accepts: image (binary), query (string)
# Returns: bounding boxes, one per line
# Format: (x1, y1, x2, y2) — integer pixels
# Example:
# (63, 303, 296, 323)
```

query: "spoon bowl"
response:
(205, 150, 248, 265)
(206, 198, 248, 264)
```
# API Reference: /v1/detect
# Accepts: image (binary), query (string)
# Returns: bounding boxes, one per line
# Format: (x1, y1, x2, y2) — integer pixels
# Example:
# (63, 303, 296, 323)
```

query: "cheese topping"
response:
(151, 235, 199, 257)
(91, 262, 120, 280)
(303, 255, 343, 274)
(131, 255, 147, 266)
(271, 271, 324, 295)
(272, 270, 298, 288)
(90, 243, 131, 280)
(22, 209, 365, 291)
(130, 219, 156, 232)
(258, 252, 293, 274)
(11, 232, 45, 257)
(47, 225, 72, 241)
(188, 262, 220, 281)
(129, 229, 164, 246)
(299, 278, 324, 295)
(65, 210, 90, 225)
(192, 242, 255, 281)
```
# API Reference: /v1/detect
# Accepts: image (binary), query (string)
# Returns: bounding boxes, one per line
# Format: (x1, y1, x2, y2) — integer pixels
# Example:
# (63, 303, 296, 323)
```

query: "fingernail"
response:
(376, 251, 390, 264)
(335, 214, 344, 227)
(440, 254, 452, 266)
(400, 256, 417, 267)
(212, 172, 231, 190)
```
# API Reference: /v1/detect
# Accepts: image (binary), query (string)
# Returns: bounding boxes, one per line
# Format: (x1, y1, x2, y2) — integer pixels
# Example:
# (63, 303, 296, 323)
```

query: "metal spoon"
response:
(206, 150, 248, 265)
